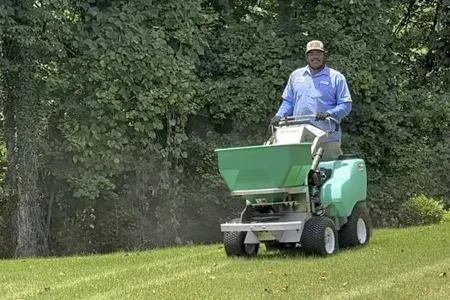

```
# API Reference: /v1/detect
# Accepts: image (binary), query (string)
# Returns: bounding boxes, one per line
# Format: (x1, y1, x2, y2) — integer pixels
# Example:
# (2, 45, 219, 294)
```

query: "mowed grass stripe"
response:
(89, 260, 234, 300)
(325, 258, 450, 300)
(155, 255, 448, 300)
(102, 223, 449, 300)
(20, 251, 229, 300)
(0, 223, 449, 300)
(0, 243, 217, 269)
(0, 247, 221, 300)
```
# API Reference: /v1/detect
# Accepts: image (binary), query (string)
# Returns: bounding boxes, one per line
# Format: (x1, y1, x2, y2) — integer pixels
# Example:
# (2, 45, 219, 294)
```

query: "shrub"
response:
(443, 210, 450, 223)
(399, 194, 446, 226)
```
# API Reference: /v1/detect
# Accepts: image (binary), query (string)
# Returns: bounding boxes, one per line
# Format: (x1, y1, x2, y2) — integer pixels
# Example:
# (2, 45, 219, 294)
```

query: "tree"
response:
(0, 0, 48, 256)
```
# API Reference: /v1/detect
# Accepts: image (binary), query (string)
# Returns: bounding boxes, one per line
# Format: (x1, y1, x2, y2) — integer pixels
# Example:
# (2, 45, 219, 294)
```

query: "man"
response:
(271, 40, 352, 161)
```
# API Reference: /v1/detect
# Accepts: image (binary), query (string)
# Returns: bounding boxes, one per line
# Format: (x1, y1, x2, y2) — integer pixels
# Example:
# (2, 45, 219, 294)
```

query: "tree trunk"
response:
(11, 47, 44, 257)
(2, 65, 18, 253)
(1, 0, 46, 256)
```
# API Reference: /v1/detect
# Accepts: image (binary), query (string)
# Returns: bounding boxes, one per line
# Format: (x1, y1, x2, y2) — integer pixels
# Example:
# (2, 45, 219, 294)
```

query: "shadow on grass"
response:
(220, 244, 375, 261)
(226, 248, 330, 261)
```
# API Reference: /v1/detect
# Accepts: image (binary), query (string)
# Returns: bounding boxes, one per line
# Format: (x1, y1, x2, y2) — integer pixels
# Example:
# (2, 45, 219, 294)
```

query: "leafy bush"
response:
(399, 194, 446, 226)
(443, 211, 450, 223)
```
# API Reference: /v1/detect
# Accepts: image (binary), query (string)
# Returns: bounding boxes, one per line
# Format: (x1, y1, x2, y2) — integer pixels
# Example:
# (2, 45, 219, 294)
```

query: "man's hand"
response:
(315, 112, 330, 121)
(270, 115, 282, 125)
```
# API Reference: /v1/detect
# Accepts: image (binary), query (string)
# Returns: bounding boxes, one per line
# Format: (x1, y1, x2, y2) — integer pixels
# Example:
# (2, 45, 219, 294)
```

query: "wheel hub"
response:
(245, 244, 256, 254)
(324, 227, 335, 254)
(357, 218, 367, 243)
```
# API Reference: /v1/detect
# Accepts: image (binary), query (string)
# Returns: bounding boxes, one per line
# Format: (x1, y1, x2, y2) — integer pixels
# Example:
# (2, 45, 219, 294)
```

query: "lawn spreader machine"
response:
(215, 115, 373, 257)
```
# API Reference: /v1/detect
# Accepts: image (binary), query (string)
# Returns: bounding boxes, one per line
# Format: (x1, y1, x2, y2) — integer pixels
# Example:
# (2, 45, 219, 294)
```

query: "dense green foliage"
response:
(399, 194, 446, 226)
(444, 211, 450, 223)
(0, 0, 449, 257)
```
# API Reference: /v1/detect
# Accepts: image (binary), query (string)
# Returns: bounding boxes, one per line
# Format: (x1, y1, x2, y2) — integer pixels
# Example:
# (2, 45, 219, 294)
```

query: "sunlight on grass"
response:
(0, 223, 449, 300)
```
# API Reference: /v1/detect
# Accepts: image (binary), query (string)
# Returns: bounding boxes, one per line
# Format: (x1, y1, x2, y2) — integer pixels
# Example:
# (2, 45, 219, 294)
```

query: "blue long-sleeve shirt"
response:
(276, 66, 352, 142)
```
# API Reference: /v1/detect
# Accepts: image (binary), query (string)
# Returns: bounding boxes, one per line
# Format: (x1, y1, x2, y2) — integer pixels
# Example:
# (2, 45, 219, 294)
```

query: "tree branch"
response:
(394, 0, 417, 35)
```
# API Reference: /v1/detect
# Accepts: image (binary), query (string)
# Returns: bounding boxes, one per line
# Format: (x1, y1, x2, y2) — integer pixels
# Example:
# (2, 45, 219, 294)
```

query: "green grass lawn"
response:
(1, 222, 449, 300)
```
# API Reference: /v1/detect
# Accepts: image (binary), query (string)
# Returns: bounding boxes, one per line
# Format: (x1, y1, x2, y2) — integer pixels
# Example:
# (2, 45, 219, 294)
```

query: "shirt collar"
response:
(305, 65, 329, 77)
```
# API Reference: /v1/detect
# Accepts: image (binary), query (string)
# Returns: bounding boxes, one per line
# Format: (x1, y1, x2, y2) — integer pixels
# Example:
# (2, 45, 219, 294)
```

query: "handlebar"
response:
(274, 114, 340, 132)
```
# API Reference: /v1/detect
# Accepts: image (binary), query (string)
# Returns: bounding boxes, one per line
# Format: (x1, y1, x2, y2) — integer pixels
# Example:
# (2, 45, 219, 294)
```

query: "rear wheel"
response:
(301, 216, 338, 256)
(223, 218, 259, 257)
(338, 201, 373, 248)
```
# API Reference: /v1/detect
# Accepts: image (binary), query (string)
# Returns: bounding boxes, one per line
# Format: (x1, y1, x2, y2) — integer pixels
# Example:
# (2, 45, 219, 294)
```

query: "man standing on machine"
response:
(271, 40, 353, 161)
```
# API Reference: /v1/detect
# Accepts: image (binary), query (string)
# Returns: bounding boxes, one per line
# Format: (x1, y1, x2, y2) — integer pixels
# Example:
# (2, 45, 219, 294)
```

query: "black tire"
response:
(300, 216, 338, 256)
(223, 219, 259, 257)
(338, 201, 373, 248)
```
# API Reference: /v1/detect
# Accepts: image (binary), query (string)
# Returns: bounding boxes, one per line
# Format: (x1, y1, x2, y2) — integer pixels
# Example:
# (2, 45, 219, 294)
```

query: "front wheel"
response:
(223, 231, 259, 257)
(301, 216, 338, 256)
(223, 218, 259, 257)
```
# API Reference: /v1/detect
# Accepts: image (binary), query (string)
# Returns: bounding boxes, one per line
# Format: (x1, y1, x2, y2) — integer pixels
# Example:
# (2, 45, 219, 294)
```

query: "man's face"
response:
(306, 50, 325, 70)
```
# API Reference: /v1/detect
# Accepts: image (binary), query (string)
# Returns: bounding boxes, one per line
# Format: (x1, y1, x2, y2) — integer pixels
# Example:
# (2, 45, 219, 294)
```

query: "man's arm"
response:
(326, 73, 352, 121)
(275, 73, 294, 117)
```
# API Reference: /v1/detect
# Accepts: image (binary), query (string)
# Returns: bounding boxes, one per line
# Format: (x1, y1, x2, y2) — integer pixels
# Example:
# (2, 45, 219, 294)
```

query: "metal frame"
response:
(221, 221, 303, 232)
(230, 186, 307, 196)
(265, 115, 340, 155)
(221, 212, 310, 244)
